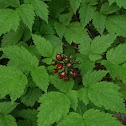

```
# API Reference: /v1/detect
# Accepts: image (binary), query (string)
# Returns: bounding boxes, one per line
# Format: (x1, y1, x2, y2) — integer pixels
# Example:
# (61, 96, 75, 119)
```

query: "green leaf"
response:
(66, 90, 78, 111)
(17, 4, 35, 31)
(106, 44, 126, 64)
(116, 81, 126, 99)
(16, 109, 37, 123)
(17, 120, 32, 126)
(76, 101, 87, 116)
(83, 109, 122, 126)
(69, 0, 82, 13)
(119, 63, 126, 84)
(57, 112, 85, 126)
(31, 66, 49, 92)
(0, 9, 20, 35)
(78, 88, 89, 105)
(101, 60, 120, 79)
(31, 0, 49, 23)
(93, 12, 106, 34)
(79, 3, 94, 27)
(76, 54, 95, 75)
(91, 34, 117, 54)
(116, 0, 126, 8)
(32, 34, 53, 57)
(38, 92, 70, 126)
(1, 29, 23, 47)
(1, 46, 39, 72)
(89, 53, 102, 61)
(45, 35, 63, 59)
(88, 82, 126, 113)
(59, 11, 73, 26)
(0, 115, 17, 126)
(0, 102, 18, 115)
(78, 35, 91, 55)
(108, 0, 126, 9)
(0, 0, 20, 7)
(28, 45, 41, 60)
(100, 2, 120, 15)
(106, 15, 126, 37)
(54, 22, 65, 39)
(64, 22, 89, 44)
(0, 2, 8, 9)
(21, 88, 42, 107)
(40, 21, 55, 35)
(58, 109, 122, 126)
(50, 75, 74, 93)
(42, 58, 52, 65)
(48, 0, 68, 18)
(83, 70, 108, 87)
(108, 0, 115, 5)
(64, 44, 75, 55)
(0, 66, 27, 102)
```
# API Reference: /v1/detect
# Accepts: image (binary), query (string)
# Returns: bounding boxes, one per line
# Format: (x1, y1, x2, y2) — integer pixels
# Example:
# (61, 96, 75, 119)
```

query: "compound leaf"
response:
(31, 0, 49, 23)
(106, 44, 126, 64)
(1, 46, 39, 72)
(93, 12, 106, 34)
(21, 88, 42, 107)
(88, 82, 126, 113)
(69, 0, 82, 13)
(83, 70, 108, 87)
(54, 22, 65, 39)
(32, 34, 53, 57)
(0, 66, 27, 102)
(1, 29, 23, 47)
(57, 112, 85, 126)
(0, 102, 18, 115)
(84, 109, 122, 126)
(0, 9, 20, 35)
(31, 66, 50, 92)
(50, 75, 74, 93)
(64, 22, 89, 44)
(17, 4, 35, 31)
(91, 34, 117, 55)
(79, 3, 94, 27)
(106, 15, 126, 37)
(38, 92, 70, 126)
(66, 90, 78, 111)
(0, 115, 17, 126)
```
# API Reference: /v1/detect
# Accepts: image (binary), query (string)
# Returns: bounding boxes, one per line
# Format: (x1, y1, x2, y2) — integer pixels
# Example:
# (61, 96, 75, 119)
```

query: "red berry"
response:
(73, 71, 77, 77)
(64, 76, 69, 81)
(58, 75, 63, 79)
(56, 53, 63, 61)
(66, 62, 72, 68)
(53, 69, 58, 73)
(64, 58, 69, 63)
(52, 61, 57, 66)
(57, 63, 63, 70)
(61, 70, 66, 77)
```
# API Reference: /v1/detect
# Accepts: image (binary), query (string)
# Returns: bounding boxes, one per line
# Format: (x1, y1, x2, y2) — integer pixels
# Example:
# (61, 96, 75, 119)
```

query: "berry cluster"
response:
(52, 53, 78, 81)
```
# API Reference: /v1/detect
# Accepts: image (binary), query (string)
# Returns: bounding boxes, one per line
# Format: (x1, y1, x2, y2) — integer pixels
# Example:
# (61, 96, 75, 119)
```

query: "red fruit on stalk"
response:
(66, 62, 72, 68)
(61, 70, 66, 77)
(64, 76, 69, 81)
(52, 61, 57, 66)
(73, 71, 77, 77)
(58, 75, 63, 79)
(53, 69, 58, 73)
(56, 53, 63, 61)
(57, 63, 63, 70)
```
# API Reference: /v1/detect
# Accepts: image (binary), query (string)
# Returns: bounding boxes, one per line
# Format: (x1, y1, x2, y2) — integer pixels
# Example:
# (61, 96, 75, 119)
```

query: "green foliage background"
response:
(0, 0, 126, 125)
